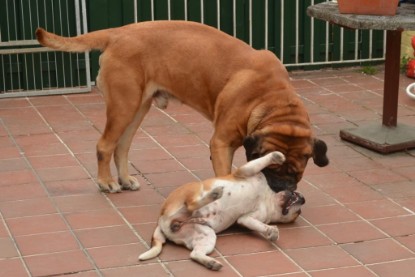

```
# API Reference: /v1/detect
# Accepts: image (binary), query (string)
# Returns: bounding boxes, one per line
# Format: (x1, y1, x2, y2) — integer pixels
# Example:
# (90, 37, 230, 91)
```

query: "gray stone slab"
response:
(340, 124, 415, 153)
(307, 2, 415, 31)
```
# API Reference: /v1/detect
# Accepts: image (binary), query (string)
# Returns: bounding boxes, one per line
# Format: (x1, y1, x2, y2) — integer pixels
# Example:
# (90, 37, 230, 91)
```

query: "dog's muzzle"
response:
(282, 191, 305, 215)
(262, 168, 298, 192)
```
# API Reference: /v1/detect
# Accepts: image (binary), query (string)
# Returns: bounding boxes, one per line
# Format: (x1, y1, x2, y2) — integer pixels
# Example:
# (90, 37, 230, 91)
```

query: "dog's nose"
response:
(294, 191, 306, 204)
(286, 180, 297, 192)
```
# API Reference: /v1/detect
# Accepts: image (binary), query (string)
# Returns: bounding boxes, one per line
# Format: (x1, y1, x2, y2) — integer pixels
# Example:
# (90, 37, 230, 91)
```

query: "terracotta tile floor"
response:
(1, 66, 415, 277)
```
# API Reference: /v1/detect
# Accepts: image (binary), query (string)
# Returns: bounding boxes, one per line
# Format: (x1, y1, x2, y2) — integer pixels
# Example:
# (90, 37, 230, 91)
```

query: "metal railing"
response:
(0, 0, 91, 98)
(132, 0, 386, 68)
(0, 0, 386, 98)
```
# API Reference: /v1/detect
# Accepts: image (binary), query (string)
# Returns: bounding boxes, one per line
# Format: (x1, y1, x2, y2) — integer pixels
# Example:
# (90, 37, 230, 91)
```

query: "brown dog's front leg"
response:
(97, 90, 142, 193)
(210, 137, 236, 176)
(114, 100, 152, 191)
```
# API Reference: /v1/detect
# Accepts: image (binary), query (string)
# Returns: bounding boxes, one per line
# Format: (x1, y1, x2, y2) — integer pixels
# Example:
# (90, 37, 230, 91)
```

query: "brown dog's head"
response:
(243, 133, 328, 192)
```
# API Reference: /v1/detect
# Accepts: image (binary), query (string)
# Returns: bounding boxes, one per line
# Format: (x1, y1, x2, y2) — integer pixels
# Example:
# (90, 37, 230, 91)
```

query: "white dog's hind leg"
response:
(237, 216, 279, 241)
(187, 185, 224, 212)
(189, 226, 222, 271)
(234, 151, 285, 178)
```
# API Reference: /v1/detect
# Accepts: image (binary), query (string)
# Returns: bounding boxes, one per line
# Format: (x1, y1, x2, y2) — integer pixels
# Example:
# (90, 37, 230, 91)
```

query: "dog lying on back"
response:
(139, 151, 305, 270)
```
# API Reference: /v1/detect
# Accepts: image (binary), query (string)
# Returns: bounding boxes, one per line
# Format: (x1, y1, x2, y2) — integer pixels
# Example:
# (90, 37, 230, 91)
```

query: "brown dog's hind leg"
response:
(96, 83, 145, 193)
(114, 99, 152, 191)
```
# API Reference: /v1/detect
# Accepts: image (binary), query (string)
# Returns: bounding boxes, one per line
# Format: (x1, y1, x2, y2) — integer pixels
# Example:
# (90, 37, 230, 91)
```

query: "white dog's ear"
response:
(312, 139, 329, 167)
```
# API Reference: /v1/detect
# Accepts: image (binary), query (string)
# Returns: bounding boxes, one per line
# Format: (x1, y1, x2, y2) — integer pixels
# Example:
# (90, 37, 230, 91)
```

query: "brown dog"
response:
(35, 21, 329, 193)
(138, 151, 305, 270)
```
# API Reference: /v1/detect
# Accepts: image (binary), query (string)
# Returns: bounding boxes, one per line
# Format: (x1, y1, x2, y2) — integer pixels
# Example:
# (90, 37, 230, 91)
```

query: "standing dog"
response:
(35, 21, 329, 193)
(138, 151, 305, 270)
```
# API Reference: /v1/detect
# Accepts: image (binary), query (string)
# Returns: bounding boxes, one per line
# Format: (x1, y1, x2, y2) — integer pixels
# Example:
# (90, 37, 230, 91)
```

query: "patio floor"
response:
(0, 66, 415, 277)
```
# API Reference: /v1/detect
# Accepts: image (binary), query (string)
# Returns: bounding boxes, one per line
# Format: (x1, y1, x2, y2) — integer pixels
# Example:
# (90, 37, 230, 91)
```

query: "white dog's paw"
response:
(264, 225, 280, 241)
(270, 151, 285, 165)
(207, 259, 223, 271)
(210, 186, 224, 201)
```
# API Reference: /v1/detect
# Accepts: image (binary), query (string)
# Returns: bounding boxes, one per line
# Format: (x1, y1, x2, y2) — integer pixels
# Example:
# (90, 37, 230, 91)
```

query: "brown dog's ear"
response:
(312, 139, 329, 167)
(243, 135, 261, 161)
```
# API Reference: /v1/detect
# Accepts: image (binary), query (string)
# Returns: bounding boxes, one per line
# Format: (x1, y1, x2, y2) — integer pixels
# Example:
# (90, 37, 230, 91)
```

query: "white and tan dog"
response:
(139, 151, 305, 270)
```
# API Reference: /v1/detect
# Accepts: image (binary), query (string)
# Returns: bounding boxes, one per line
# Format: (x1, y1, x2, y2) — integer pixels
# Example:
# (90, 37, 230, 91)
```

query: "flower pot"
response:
(338, 0, 399, 16)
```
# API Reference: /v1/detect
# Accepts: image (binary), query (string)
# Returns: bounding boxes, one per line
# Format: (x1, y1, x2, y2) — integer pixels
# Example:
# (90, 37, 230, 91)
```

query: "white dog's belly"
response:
(194, 179, 267, 233)
(194, 201, 237, 233)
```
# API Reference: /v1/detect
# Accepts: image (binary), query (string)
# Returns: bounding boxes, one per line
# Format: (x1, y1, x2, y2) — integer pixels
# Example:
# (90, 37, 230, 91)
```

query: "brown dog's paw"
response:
(119, 176, 140, 191)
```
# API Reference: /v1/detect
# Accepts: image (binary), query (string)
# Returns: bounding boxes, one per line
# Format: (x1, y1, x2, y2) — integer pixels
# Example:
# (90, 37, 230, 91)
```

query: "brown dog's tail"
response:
(35, 27, 110, 52)
(138, 225, 166, 261)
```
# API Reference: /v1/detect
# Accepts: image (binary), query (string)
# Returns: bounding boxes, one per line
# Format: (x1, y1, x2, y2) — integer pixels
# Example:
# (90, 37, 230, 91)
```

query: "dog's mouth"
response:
(282, 191, 305, 215)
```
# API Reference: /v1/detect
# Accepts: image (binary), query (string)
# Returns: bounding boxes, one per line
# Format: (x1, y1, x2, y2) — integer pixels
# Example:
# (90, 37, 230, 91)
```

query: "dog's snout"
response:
(262, 168, 298, 193)
(286, 181, 297, 192)
(280, 175, 298, 192)
(296, 192, 306, 205)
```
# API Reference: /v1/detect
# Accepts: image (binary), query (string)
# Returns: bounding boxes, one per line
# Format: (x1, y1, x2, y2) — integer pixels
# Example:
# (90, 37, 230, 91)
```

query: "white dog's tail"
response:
(138, 225, 166, 260)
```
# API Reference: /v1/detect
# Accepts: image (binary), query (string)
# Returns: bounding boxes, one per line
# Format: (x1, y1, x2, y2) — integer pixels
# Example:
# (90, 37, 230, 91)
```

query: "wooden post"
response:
(382, 30, 402, 127)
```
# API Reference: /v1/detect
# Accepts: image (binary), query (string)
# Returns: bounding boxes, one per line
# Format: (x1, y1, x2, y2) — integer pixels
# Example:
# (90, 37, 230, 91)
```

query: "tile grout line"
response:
(1, 117, 101, 276)
(0, 120, 32, 277)
(23, 99, 107, 277)
(138, 127, 247, 276)
(154, 106, 217, 161)
(134, 106, 247, 276)
(139, 128, 203, 181)
(300, 178, 382, 276)
(306, 265, 376, 275)
(38, 95, 414, 274)
(140, 105, 241, 178)
(139, 108, 252, 275)
(271, 244, 313, 277)
(305, 76, 387, 128)
(362, 256, 415, 267)
(60, 96, 179, 275)
(304, 167, 415, 257)
(9, 78, 412, 274)
(57, 93, 198, 275)
(303, 177, 415, 270)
